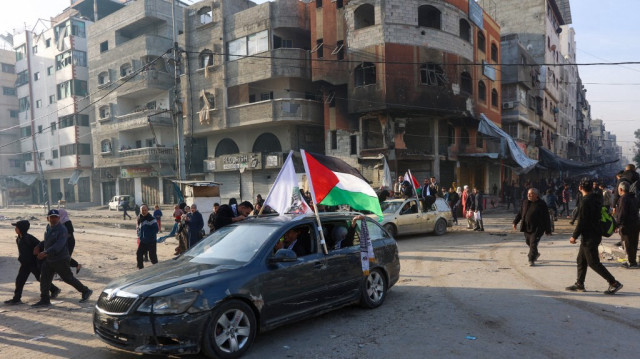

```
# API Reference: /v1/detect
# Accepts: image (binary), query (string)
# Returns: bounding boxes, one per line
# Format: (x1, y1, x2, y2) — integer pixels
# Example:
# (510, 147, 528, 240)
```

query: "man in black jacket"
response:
(566, 179, 623, 294)
(33, 209, 92, 307)
(473, 187, 484, 231)
(613, 164, 640, 208)
(513, 188, 551, 266)
(4, 220, 60, 305)
(213, 201, 253, 230)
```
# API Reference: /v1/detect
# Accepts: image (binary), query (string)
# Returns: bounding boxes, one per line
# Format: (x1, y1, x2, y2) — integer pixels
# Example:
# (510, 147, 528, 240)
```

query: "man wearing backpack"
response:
(615, 181, 639, 269)
(566, 178, 623, 295)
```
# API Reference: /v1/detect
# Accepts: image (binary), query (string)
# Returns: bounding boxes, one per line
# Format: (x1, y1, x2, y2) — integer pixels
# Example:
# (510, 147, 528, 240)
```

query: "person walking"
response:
(462, 185, 474, 229)
(566, 179, 623, 294)
(186, 204, 204, 248)
(513, 188, 552, 266)
(136, 205, 159, 269)
(32, 210, 92, 307)
(58, 209, 82, 274)
(122, 198, 132, 220)
(473, 187, 484, 231)
(153, 205, 163, 233)
(560, 184, 571, 218)
(614, 181, 639, 269)
(207, 203, 220, 234)
(4, 220, 61, 305)
(448, 187, 460, 225)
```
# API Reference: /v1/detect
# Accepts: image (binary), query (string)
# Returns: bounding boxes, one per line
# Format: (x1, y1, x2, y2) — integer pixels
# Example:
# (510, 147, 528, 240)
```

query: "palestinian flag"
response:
(301, 150, 383, 219)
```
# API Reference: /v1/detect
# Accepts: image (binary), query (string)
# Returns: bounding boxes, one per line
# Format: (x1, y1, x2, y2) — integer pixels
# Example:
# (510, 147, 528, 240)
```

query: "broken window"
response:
(101, 139, 112, 153)
(420, 63, 446, 86)
(354, 4, 375, 30)
(362, 118, 383, 149)
(354, 62, 376, 87)
(478, 80, 486, 102)
(460, 71, 472, 95)
(120, 63, 133, 78)
(100, 41, 109, 53)
(459, 19, 471, 42)
(200, 49, 214, 68)
(198, 6, 213, 25)
(98, 71, 110, 85)
(99, 105, 110, 119)
(418, 5, 441, 29)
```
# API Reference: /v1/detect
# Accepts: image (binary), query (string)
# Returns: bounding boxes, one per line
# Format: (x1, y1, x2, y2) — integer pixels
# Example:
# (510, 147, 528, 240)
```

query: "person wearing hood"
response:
(4, 220, 61, 305)
(136, 204, 159, 269)
(58, 209, 82, 274)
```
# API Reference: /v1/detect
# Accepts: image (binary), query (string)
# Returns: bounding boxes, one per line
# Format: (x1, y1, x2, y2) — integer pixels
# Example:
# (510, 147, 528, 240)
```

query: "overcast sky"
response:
(1, 0, 637, 160)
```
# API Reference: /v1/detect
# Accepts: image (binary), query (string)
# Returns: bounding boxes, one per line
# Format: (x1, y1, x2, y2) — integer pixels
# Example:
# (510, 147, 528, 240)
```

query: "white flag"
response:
(381, 156, 392, 189)
(264, 151, 312, 215)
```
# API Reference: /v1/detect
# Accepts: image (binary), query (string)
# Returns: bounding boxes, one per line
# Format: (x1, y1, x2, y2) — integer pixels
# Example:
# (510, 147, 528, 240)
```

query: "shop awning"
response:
(8, 174, 38, 186)
(537, 146, 619, 172)
(477, 113, 538, 173)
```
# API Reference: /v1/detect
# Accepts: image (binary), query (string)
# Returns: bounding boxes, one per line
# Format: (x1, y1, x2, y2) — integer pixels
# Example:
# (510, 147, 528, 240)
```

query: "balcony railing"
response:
(95, 146, 175, 168)
(227, 98, 322, 127)
(99, 110, 172, 132)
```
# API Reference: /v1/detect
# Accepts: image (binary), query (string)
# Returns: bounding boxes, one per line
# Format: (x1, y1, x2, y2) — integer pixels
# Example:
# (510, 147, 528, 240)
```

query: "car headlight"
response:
(137, 291, 199, 314)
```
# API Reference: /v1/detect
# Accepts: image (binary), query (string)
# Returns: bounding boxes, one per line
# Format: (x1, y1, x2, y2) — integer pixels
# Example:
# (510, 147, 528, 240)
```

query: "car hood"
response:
(103, 257, 240, 297)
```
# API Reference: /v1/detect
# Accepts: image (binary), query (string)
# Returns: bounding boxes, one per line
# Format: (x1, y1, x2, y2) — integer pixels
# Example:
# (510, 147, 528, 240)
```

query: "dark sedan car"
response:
(93, 213, 400, 358)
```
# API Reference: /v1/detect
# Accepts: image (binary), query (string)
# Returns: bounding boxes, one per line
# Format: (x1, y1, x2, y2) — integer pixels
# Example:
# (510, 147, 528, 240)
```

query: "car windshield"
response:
(381, 201, 403, 214)
(183, 223, 278, 265)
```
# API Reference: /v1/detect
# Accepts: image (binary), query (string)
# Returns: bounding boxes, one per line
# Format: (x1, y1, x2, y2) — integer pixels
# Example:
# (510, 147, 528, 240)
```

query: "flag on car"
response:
(404, 170, 420, 193)
(301, 150, 383, 219)
(359, 218, 376, 275)
(263, 151, 312, 215)
(381, 156, 393, 190)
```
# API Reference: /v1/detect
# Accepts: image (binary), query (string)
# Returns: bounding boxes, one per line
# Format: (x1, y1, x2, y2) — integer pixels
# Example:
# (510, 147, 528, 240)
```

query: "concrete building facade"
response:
(180, 0, 323, 202)
(88, 0, 182, 206)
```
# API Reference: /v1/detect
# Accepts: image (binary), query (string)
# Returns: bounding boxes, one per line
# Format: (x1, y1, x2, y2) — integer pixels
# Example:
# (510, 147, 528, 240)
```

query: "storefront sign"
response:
(483, 61, 496, 81)
(121, 167, 153, 178)
(469, 0, 484, 30)
(265, 154, 282, 168)
(205, 153, 262, 172)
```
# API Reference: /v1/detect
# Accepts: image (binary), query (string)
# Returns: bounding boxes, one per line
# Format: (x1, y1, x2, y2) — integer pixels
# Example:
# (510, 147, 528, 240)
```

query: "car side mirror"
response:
(270, 248, 298, 263)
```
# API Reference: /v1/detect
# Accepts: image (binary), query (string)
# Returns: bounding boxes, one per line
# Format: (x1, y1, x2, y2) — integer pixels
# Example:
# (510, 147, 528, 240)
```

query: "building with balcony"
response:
(308, 0, 503, 192)
(180, 0, 323, 201)
(0, 42, 26, 206)
(89, 0, 182, 205)
(494, 0, 572, 156)
(13, 0, 125, 205)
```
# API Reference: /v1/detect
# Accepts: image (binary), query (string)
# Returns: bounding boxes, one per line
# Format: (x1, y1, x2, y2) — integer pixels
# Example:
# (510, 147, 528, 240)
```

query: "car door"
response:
(421, 201, 437, 232)
(396, 199, 421, 234)
(259, 224, 329, 327)
(321, 220, 363, 304)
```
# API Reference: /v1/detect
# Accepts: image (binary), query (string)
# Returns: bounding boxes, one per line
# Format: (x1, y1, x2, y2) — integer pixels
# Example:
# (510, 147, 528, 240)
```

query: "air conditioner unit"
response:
(502, 102, 514, 109)
(45, 159, 53, 165)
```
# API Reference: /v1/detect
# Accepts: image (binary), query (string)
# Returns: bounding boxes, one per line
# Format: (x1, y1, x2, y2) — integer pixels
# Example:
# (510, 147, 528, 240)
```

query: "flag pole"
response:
(300, 149, 329, 255)
(408, 169, 422, 212)
(258, 150, 293, 216)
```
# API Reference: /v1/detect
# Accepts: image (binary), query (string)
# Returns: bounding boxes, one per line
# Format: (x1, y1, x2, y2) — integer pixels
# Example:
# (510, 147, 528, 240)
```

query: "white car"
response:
(108, 195, 131, 211)
(378, 197, 453, 236)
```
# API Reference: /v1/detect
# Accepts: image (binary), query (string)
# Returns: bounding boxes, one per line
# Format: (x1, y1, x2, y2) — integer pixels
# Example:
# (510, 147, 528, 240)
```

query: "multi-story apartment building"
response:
(309, 0, 503, 192)
(494, 0, 571, 155)
(13, 0, 124, 205)
(89, 0, 182, 206)
(181, 0, 323, 201)
(558, 25, 578, 160)
(500, 34, 542, 162)
(0, 41, 24, 206)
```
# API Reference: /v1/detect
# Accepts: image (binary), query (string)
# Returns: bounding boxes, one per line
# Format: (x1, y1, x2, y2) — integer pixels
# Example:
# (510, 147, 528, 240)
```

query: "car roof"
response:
(241, 212, 366, 226)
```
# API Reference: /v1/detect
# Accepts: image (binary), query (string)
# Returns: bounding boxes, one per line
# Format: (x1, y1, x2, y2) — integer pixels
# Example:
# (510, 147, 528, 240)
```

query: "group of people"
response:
(5, 209, 92, 307)
(512, 162, 640, 295)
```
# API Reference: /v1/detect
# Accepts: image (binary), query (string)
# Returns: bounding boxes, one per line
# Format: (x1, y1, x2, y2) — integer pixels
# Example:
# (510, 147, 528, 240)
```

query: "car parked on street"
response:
(93, 213, 400, 358)
(108, 195, 131, 211)
(378, 197, 453, 236)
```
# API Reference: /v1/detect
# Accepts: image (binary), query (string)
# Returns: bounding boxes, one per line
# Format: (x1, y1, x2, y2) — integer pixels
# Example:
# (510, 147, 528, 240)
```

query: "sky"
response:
(1, 0, 637, 160)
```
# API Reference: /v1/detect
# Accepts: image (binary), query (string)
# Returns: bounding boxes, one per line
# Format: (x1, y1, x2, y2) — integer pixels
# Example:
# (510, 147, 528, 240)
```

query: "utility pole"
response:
(172, 0, 186, 180)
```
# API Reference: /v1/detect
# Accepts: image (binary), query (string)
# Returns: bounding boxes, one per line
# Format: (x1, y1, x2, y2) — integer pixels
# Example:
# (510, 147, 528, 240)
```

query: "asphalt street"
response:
(0, 206, 637, 358)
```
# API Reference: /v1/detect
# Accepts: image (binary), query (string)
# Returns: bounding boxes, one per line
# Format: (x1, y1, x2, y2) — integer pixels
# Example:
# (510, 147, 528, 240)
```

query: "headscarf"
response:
(58, 208, 70, 224)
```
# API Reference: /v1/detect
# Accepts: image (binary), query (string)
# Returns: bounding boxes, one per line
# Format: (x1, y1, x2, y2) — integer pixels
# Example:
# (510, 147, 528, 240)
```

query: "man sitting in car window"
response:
(274, 227, 309, 257)
(401, 201, 418, 215)
(331, 215, 364, 250)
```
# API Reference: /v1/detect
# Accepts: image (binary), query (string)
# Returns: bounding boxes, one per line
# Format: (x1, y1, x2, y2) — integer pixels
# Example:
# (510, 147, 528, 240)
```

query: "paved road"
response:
(0, 208, 638, 358)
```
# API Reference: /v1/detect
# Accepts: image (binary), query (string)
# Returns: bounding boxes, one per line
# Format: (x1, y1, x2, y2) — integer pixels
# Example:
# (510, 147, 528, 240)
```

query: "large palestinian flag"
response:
(301, 150, 382, 219)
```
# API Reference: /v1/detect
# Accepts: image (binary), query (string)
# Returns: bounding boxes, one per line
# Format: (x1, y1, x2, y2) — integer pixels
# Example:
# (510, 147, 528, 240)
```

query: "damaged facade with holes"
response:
(309, 0, 505, 193)
(180, 0, 323, 202)
(89, 0, 183, 205)
(13, 0, 124, 205)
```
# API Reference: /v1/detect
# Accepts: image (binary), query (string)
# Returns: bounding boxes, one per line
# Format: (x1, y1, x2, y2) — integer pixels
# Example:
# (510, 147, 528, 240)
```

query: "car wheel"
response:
(434, 218, 447, 236)
(202, 300, 257, 359)
(360, 269, 387, 309)
(383, 223, 397, 237)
